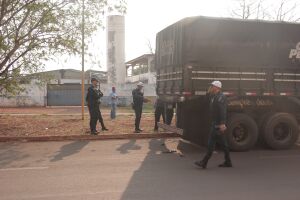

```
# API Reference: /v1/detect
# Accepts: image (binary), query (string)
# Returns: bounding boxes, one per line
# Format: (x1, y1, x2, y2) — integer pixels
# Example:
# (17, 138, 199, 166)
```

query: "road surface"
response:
(0, 139, 300, 200)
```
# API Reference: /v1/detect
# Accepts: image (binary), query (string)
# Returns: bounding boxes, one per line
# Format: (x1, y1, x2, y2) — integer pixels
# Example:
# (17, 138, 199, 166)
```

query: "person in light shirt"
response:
(109, 86, 118, 120)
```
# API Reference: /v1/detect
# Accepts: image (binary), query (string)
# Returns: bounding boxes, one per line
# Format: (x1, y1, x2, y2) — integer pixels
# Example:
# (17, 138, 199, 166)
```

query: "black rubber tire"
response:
(226, 113, 259, 151)
(262, 113, 299, 150)
(257, 112, 275, 147)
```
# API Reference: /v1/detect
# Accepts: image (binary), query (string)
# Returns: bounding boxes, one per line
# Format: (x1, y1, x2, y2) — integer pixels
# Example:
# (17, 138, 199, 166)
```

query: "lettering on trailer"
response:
(228, 99, 273, 108)
(289, 42, 300, 59)
(160, 40, 175, 57)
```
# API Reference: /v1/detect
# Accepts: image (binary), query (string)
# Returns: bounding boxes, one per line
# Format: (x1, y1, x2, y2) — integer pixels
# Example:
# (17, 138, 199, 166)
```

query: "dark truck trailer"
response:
(155, 16, 300, 151)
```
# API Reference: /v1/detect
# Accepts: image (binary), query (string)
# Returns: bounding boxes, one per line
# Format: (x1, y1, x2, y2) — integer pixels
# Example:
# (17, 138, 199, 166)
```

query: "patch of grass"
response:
(142, 103, 155, 113)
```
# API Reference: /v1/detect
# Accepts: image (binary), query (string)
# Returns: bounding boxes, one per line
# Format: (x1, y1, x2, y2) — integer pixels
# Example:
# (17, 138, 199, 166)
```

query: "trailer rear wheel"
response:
(226, 113, 258, 151)
(262, 113, 299, 150)
(257, 112, 275, 147)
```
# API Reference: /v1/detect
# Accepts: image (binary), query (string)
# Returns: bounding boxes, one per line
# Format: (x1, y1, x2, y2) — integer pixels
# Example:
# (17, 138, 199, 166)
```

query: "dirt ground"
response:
(0, 106, 139, 115)
(0, 112, 174, 137)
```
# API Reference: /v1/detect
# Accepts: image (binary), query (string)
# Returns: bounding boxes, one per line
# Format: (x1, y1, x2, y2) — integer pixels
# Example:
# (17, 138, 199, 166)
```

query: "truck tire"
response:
(226, 113, 258, 151)
(257, 112, 275, 147)
(262, 113, 299, 150)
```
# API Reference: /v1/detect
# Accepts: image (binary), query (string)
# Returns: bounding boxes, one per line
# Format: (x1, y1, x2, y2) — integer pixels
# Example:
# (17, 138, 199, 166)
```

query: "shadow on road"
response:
(50, 141, 89, 162)
(0, 143, 30, 167)
(116, 139, 142, 154)
(120, 138, 194, 200)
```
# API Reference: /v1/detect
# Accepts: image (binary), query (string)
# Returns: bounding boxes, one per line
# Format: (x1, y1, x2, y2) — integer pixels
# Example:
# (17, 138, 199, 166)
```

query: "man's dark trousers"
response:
(154, 106, 165, 130)
(203, 122, 231, 163)
(134, 106, 143, 130)
(88, 105, 98, 132)
(96, 107, 105, 128)
(165, 108, 174, 125)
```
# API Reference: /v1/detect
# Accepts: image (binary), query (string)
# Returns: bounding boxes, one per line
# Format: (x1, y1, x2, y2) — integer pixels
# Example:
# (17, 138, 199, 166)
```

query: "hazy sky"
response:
(45, 0, 232, 71)
(45, 0, 299, 72)
(125, 0, 231, 59)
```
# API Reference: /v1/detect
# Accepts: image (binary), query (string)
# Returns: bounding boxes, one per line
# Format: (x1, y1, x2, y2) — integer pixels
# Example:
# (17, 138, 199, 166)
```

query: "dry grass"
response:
(0, 114, 174, 137)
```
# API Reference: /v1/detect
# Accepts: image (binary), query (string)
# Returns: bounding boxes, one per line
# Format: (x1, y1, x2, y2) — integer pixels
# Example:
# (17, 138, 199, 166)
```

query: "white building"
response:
(125, 54, 156, 84)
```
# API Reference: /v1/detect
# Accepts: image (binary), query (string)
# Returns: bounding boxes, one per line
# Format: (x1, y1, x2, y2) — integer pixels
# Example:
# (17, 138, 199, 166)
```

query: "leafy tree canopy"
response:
(0, 0, 126, 95)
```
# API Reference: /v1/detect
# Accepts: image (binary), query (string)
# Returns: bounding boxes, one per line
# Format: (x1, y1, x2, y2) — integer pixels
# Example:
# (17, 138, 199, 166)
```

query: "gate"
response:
(47, 84, 89, 106)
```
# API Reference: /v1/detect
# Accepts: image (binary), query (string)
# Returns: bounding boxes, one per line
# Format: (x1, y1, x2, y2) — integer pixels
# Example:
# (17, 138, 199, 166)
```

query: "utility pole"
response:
(81, 0, 85, 120)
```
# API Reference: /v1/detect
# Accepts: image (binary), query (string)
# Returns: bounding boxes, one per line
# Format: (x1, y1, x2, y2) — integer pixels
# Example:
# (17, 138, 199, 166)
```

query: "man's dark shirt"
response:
(132, 88, 144, 108)
(86, 85, 103, 108)
(209, 92, 227, 125)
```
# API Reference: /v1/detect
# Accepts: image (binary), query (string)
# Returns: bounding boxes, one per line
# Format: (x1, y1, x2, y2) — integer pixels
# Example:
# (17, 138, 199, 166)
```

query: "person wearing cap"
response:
(109, 86, 118, 119)
(132, 82, 145, 133)
(86, 77, 108, 135)
(195, 80, 232, 169)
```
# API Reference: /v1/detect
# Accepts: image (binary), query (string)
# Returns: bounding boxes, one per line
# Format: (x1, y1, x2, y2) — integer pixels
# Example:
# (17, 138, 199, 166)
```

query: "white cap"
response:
(211, 81, 222, 89)
(137, 82, 144, 87)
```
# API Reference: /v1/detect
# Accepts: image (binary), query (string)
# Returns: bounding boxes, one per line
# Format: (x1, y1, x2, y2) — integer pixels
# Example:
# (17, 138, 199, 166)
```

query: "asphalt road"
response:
(0, 139, 300, 200)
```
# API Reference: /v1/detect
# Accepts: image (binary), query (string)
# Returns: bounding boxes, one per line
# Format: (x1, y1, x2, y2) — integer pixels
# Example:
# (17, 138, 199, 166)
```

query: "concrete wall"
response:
(0, 82, 156, 107)
(98, 83, 156, 106)
(0, 81, 47, 107)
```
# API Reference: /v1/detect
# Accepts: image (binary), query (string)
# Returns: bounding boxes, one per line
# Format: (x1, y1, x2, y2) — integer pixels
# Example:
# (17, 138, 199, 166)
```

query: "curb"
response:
(0, 113, 154, 116)
(0, 133, 181, 142)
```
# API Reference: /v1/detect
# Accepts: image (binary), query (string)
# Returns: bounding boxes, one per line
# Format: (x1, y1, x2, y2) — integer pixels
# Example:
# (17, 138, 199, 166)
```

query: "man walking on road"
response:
(132, 82, 145, 133)
(86, 78, 108, 135)
(195, 81, 232, 169)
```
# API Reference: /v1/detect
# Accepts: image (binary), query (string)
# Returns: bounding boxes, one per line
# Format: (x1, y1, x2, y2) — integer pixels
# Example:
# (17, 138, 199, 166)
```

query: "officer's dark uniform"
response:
(154, 98, 166, 131)
(165, 103, 175, 125)
(86, 82, 107, 134)
(132, 88, 144, 132)
(196, 91, 232, 168)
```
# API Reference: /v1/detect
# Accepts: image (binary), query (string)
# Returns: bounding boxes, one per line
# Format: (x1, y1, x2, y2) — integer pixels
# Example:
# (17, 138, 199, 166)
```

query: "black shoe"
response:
(218, 162, 233, 168)
(102, 127, 109, 131)
(154, 128, 158, 132)
(91, 131, 99, 135)
(194, 160, 207, 169)
(134, 130, 141, 133)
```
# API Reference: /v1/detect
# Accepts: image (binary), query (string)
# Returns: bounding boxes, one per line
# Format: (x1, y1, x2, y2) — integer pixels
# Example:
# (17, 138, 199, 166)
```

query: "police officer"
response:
(132, 82, 144, 133)
(195, 81, 232, 169)
(165, 103, 175, 125)
(86, 78, 108, 135)
(154, 96, 166, 131)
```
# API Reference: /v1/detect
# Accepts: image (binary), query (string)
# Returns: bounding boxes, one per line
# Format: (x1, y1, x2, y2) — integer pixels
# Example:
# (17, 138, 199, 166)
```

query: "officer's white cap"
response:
(211, 81, 222, 88)
(137, 82, 144, 87)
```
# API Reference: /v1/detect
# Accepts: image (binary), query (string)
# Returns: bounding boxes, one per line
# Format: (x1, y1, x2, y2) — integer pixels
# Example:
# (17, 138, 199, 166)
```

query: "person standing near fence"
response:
(110, 86, 118, 120)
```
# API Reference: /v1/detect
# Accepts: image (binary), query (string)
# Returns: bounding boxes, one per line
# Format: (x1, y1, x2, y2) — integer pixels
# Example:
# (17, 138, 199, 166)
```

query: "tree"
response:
(230, 0, 258, 19)
(146, 38, 154, 55)
(273, 0, 300, 22)
(230, 0, 300, 22)
(0, 0, 126, 95)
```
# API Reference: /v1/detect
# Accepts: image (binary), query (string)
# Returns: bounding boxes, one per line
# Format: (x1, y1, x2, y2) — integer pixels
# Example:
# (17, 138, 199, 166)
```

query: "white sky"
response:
(44, 0, 299, 72)
(45, 0, 231, 71)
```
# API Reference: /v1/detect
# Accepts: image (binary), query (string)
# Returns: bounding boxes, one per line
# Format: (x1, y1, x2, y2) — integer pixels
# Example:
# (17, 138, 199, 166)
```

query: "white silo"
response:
(106, 15, 125, 85)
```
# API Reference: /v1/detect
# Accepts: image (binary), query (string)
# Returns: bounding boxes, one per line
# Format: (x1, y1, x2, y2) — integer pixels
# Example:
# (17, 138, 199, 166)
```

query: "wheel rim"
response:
(232, 124, 248, 143)
(273, 122, 292, 141)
